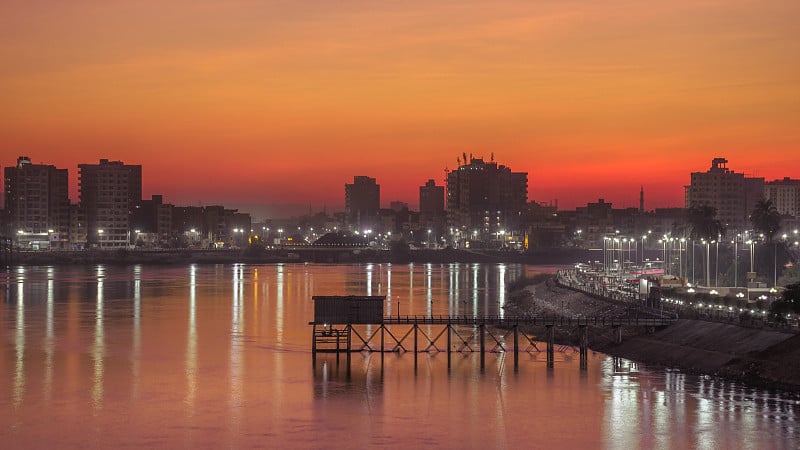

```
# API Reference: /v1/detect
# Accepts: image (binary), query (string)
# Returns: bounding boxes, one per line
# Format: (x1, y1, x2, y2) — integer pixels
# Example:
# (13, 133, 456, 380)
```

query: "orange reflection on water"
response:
(1, 264, 798, 448)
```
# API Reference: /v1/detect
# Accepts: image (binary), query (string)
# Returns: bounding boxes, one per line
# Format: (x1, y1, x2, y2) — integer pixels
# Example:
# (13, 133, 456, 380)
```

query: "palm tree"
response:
(750, 198, 782, 286)
(687, 205, 726, 241)
(686, 205, 726, 286)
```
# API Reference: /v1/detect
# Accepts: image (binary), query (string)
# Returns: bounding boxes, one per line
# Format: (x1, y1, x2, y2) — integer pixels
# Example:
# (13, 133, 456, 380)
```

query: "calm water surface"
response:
(2, 263, 799, 449)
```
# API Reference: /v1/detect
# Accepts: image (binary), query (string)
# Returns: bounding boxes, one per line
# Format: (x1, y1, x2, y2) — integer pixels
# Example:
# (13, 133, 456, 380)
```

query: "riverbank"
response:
(506, 278, 800, 390)
(7, 247, 591, 266)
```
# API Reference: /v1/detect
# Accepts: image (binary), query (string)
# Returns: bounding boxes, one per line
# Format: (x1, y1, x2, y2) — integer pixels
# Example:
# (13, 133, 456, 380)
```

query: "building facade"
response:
(420, 179, 444, 218)
(684, 158, 764, 233)
(345, 176, 380, 232)
(79, 159, 142, 249)
(446, 156, 528, 241)
(4, 156, 70, 248)
(765, 177, 800, 219)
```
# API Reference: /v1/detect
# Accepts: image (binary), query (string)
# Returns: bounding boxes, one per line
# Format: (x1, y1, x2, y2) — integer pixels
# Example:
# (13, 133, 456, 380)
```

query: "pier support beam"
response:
(311, 324, 317, 369)
(479, 323, 486, 370)
(380, 324, 385, 365)
(513, 325, 519, 371)
(414, 322, 418, 371)
(546, 325, 554, 368)
(446, 323, 452, 370)
(579, 325, 588, 371)
(346, 324, 352, 377)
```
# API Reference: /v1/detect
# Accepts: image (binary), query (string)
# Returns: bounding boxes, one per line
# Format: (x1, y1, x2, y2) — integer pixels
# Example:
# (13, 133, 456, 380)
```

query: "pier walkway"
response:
(310, 297, 676, 374)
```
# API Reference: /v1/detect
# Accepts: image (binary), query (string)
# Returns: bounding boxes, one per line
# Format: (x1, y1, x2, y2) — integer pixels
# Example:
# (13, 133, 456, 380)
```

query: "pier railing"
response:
(380, 315, 675, 327)
(311, 313, 676, 374)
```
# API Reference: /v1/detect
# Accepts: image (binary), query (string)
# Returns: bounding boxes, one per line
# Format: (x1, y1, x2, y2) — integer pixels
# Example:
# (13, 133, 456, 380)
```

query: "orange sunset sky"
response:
(1, 0, 798, 217)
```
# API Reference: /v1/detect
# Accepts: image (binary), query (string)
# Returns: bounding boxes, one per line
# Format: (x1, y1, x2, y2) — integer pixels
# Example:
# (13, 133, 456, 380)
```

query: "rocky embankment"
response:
(506, 277, 800, 390)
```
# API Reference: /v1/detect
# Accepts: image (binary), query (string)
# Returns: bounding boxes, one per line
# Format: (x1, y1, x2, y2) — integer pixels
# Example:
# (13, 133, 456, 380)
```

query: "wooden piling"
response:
(546, 325, 554, 368)
(414, 322, 418, 371)
(311, 324, 317, 369)
(346, 324, 352, 374)
(446, 323, 452, 370)
(513, 324, 519, 371)
(479, 322, 485, 370)
(579, 325, 588, 370)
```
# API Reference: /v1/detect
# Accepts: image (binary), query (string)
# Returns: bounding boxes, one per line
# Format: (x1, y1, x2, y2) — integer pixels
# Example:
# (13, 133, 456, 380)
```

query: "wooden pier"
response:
(310, 296, 676, 373)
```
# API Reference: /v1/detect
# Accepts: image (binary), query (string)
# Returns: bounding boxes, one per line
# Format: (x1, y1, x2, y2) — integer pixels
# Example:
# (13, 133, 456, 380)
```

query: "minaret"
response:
(639, 186, 644, 213)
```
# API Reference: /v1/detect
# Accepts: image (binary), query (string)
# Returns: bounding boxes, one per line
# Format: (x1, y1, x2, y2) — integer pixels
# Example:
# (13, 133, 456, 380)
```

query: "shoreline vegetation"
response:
(504, 275, 800, 391)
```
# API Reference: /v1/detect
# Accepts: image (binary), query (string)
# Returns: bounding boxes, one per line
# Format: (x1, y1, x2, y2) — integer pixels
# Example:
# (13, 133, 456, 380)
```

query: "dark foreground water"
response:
(2, 263, 799, 449)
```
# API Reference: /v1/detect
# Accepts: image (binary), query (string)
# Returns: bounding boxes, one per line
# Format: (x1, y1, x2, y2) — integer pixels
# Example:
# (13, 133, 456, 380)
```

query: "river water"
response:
(1, 263, 799, 449)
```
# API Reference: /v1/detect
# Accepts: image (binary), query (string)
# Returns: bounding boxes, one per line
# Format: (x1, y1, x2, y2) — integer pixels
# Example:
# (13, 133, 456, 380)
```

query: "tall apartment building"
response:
(4, 156, 70, 247)
(420, 179, 445, 235)
(79, 159, 142, 249)
(345, 176, 380, 232)
(420, 179, 444, 218)
(684, 158, 764, 233)
(765, 177, 800, 219)
(446, 155, 527, 236)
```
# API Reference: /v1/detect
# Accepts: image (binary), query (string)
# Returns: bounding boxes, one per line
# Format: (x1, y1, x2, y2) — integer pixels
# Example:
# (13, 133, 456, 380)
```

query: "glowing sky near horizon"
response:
(1, 0, 798, 216)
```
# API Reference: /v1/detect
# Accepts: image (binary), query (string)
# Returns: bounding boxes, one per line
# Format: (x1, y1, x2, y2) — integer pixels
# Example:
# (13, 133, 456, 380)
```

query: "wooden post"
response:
(579, 325, 588, 371)
(380, 324, 385, 365)
(447, 323, 452, 370)
(480, 322, 486, 370)
(614, 325, 622, 344)
(546, 325, 554, 368)
(414, 322, 418, 371)
(346, 324, 352, 376)
(311, 324, 317, 369)
(513, 324, 519, 371)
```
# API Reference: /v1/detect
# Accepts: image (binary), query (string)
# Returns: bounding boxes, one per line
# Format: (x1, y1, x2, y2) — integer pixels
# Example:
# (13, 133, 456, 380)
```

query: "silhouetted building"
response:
(574, 198, 615, 244)
(389, 201, 408, 212)
(345, 176, 380, 232)
(4, 156, 69, 248)
(446, 155, 527, 240)
(79, 159, 142, 248)
(131, 194, 174, 245)
(69, 203, 86, 249)
(525, 202, 565, 249)
(419, 179, 445, 241)
(171, 205, 250, 247)
(684, 158, 764, 233)
(765, 177, 800, 219)
(420, 179, 444, 218)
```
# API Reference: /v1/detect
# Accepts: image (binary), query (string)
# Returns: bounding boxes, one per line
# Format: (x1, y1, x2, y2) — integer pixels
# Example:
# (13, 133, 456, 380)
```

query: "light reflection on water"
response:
(1, 263, 798, 449)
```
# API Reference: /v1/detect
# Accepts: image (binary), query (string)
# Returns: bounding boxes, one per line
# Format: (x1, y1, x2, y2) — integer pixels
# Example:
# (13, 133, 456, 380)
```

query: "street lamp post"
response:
(715, 237, 720, 287)
(704, 239, 710, 287)
(733, 236, 739, 288)
(689, 239, 697, 284)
